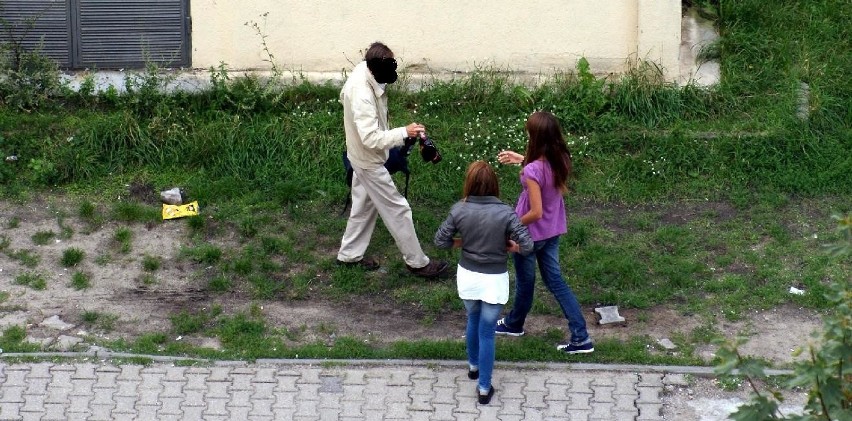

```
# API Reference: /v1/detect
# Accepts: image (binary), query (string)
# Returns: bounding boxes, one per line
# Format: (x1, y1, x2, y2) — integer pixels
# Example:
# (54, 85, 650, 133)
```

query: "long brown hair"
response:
(523, 111, 573, 192)
(462, 160, 500, 198)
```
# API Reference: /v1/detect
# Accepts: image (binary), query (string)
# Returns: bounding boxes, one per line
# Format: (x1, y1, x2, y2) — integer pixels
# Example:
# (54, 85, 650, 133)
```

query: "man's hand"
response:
(406, 123, 425, 138)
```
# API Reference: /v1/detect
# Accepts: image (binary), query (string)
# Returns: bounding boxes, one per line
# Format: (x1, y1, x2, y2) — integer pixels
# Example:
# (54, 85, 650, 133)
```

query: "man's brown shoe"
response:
(406, 260, 449, 278)
(336, 257, 380, 271)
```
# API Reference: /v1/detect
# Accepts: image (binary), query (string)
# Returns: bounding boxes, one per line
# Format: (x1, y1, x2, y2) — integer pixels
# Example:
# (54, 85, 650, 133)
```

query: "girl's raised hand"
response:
(497, 150, 523, 165)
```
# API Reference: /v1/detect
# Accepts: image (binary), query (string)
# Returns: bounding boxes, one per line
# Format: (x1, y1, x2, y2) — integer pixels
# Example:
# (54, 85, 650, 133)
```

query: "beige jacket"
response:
(340, 61, 408, 170)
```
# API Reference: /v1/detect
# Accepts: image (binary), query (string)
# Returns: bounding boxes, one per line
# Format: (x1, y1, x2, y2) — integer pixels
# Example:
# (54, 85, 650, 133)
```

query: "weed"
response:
(81, 311, 100, 323)
(70, 271, 90, 290)
(186, 215, 205, 233)
(0, 16, 63, 112)
(141, 255, 161, 272)
(6, 217, 20, 229)
(315, 322, 337, 336)
(109, 357, 154, 366)
(7, 251, 36, 268)
(111, 202, 160, 224)
(564, 218, 594, 247)
(59, 225, 73, 239)
(208, 274, 232, 293)
(170, 310, 213, 335)
(78, 200, 103, 228)
(238, 217, 258, 239)
(229, 250, 255, 276)
(140, 274, 157, 285)
(94, 254, 112, 265)
(182, 244, 222, 264)
(81, 311, 118, 331)
(216, 313, 266, 350)
(248, 274, 281, 299)
(0, 234, 9, 251)
(132, 332, 169, 354)
(60, 247, 85, 267)
(113, 227, 133, 253)
(319, 361, 349, 369)
(78, 201, 96, 219)
(14, 272, 46, 290)
(0, 326, 40, 352)
(716, 375, 744, 391)
(31, 230, 55, 245)
(260, 235, 292, 256)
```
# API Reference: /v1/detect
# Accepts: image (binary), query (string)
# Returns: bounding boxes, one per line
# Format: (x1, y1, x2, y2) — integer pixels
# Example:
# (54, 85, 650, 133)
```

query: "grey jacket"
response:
(434, 196, 533, 274)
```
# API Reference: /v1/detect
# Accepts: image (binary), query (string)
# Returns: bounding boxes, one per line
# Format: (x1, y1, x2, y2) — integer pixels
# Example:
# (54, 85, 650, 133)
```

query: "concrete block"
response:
(594, 306, 626, 324)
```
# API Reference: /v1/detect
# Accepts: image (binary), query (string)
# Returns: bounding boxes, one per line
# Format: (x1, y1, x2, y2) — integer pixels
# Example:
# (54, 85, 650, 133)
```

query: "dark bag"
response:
(340, 143, 414, 216)
(342, 145, 412, 191)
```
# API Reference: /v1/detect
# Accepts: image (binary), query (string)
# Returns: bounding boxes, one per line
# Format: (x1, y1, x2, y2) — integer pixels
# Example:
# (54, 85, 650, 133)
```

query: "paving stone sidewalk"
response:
(0, 358, 712, 421)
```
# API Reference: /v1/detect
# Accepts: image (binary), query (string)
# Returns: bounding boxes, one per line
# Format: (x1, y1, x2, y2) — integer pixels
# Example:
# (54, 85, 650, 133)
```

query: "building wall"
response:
(190, 0, 681, 81)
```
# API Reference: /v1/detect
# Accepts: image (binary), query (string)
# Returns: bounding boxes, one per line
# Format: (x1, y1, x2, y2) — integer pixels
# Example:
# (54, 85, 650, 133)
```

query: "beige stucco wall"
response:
(190, 0, 681, 81)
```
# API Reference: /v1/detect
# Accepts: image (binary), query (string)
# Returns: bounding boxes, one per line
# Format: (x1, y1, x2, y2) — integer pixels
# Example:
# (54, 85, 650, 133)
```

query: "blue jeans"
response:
(463, 299, 503, 392)
(504, 235, 591, 345)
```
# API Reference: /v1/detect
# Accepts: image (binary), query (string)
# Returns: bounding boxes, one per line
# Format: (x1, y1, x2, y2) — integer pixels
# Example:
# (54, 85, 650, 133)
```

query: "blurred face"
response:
(367, 56, 398, 84)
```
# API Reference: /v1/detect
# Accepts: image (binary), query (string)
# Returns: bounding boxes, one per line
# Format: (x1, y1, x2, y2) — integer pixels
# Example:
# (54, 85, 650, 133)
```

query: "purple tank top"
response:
(515, 159, 567, 241)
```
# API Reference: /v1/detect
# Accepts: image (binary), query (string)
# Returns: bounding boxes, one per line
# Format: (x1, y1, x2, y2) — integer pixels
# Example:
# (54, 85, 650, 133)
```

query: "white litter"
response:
(789, 286, 805, 295)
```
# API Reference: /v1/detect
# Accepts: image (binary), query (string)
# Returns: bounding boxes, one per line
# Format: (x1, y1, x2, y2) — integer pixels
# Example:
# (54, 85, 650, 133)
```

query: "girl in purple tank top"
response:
(493, 111, 595, 354)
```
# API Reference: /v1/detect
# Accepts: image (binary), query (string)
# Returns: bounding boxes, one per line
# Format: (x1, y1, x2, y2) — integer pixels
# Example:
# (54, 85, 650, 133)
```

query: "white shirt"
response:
(456, 264, 509, 305)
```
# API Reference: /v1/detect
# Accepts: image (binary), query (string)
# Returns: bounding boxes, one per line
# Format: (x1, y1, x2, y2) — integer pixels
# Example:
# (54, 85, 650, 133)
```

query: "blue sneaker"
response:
(495, 318, 524, 336)
(556, 341, 594, 354)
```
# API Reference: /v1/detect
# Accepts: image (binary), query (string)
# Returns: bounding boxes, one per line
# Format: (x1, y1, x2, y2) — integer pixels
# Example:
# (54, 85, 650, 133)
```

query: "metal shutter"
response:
(0, 0, 71, 67)
(74, 0, 189, 69)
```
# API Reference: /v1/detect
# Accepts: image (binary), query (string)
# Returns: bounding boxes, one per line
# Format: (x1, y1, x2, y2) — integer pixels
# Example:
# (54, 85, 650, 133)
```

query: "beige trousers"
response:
(337, 165, 430, 268)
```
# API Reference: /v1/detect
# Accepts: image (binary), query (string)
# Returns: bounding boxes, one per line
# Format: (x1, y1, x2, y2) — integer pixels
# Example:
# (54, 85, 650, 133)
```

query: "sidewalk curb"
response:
(0, 352, 795, 376)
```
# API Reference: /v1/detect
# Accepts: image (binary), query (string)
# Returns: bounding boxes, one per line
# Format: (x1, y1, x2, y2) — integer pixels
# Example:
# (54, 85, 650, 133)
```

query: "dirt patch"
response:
(0, 195, 824, 367)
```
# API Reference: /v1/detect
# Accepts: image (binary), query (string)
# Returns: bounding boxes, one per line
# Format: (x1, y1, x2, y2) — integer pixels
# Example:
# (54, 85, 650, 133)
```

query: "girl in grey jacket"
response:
(434, 160, 533, 405)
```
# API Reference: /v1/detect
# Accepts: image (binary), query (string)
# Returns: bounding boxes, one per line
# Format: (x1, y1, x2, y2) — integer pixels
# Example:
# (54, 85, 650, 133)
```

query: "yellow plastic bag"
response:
(162, 201, 200, 220)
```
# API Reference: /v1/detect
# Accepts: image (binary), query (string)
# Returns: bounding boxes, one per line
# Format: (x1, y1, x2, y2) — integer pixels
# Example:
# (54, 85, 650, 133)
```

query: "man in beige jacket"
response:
(336, 41, 449, 278)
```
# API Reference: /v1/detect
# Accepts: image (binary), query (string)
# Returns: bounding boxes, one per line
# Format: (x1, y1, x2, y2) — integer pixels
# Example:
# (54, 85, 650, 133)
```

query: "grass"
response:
(0, 326, 40, 352)
(6, 217, 20, 229)
(111, 202, 160, 224)
(8, 249, 40, 267)
(81, 311, 119, 331)
(141, 255, 161, 271)
(78, 200, 103, 229)
(60, 248, 85, 267)
(181, 244, 222, 264)
(14, 272, 47, 290)
(0, 1, 848, 365)
(113, 227, 133, 253)
(70, 271, 90, 290)
(31, 230, 55, 245)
